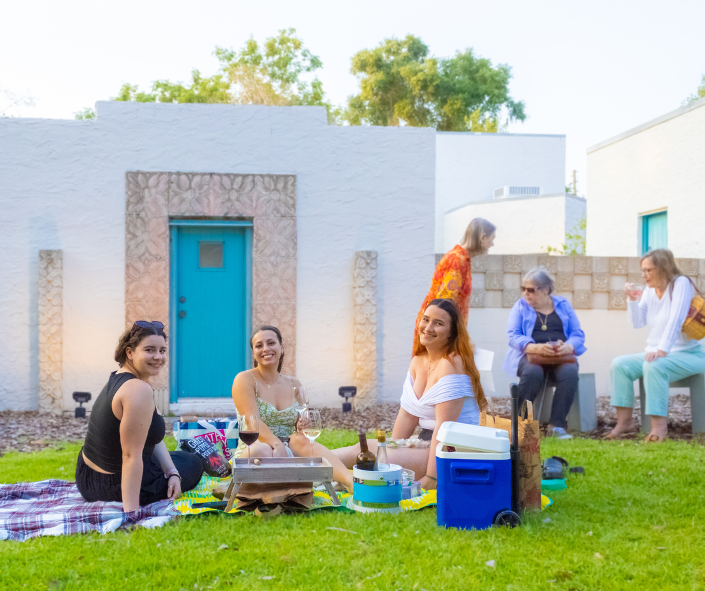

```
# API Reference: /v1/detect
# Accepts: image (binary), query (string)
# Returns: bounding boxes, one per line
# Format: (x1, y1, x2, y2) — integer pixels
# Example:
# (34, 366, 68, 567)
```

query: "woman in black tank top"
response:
(76, 322, 202, 512)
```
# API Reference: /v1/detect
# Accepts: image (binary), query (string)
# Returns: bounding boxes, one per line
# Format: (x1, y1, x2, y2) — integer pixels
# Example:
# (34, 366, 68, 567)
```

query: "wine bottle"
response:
(375, 429, 389, 470)
(356, 430, 376, 471)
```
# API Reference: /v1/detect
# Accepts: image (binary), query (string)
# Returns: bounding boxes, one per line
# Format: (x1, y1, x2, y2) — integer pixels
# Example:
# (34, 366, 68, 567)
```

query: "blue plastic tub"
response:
(436, 448, 512, 530)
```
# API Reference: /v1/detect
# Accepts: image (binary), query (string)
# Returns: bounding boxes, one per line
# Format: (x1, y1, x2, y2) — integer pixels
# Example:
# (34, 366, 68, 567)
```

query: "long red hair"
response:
(413, 298, 487, 411)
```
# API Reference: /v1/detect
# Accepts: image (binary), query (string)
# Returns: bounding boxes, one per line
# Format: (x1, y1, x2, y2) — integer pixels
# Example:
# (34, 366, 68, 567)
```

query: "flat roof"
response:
(588, 95, 705, 154)
(437, 131, 565, 139)
(445, 192, 585, 215)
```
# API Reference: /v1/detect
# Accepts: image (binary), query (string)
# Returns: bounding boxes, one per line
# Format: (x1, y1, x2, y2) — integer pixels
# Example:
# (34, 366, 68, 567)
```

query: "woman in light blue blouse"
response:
(503, 267, 587, 438)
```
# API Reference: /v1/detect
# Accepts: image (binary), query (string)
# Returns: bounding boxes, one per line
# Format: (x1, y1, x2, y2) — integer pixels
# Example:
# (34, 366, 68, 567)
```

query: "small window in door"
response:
(199, 242, 223, 268)
(641, 211, 668, 255)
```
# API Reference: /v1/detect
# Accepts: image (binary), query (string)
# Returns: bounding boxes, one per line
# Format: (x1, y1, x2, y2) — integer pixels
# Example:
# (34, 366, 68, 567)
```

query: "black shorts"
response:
(75, 448, 203, 506)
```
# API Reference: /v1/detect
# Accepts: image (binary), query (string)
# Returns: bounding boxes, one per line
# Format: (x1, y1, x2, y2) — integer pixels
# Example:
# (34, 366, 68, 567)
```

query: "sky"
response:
(1, 0, 704, 196)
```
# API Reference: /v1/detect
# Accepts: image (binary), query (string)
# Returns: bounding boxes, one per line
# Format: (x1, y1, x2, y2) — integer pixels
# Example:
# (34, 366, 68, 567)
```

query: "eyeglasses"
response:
(641, 267, 656, 275)
(520, 286, 536, 294)
(131, 320, 165, 334)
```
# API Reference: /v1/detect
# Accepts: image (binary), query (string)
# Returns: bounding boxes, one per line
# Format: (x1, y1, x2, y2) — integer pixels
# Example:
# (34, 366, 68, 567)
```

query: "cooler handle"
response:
(449, 462, 494, 484)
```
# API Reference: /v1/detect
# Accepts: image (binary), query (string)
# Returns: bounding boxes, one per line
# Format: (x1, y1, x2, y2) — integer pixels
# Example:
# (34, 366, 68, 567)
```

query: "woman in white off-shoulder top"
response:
(609, 249, 705, 442)
(333, 299, 486, 490)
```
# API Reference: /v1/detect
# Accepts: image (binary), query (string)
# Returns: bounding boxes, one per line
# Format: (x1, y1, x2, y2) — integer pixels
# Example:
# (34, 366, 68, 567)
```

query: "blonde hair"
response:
(462, 218, 496, 256)
(641, 249, 682, 288)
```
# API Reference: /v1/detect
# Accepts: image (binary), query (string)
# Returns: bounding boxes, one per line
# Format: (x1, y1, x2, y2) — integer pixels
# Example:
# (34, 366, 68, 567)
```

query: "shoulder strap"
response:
(250, 371, 259, 396)
(286, 375, 295, 390)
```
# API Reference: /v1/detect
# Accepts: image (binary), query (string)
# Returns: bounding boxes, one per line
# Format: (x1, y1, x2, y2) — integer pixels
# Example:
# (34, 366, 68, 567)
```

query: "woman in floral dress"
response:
(412, 218, 496, 352)
(231, 325, 353, 492)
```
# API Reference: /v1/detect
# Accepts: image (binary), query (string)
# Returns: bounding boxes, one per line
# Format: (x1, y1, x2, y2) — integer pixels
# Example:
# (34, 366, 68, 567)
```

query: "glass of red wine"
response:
(238, 414, 259, 466)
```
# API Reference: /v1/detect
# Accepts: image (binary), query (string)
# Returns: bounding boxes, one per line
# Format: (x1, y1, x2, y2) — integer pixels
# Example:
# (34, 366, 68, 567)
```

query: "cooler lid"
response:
(436, 422, 510, 454)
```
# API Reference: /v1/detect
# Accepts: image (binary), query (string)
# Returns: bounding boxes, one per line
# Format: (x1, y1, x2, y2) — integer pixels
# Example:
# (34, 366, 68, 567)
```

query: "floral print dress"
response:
(233, 374, 299, 459)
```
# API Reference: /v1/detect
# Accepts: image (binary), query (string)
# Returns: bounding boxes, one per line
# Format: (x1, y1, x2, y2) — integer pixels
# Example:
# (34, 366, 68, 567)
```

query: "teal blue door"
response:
(642, 211, 668, 254)
(172, 224, 251, 399)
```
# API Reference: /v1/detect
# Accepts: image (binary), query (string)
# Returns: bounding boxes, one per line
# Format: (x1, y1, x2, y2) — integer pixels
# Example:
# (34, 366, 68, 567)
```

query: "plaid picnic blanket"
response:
(0, 480, 178, 542)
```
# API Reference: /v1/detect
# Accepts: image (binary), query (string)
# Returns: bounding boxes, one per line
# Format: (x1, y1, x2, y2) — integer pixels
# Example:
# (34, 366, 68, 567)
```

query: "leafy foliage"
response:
(544, 215, 587, 256)
(76, 29, 337, 121)
(73, 107, 96, 120)
(343, 35, 525, 131)
(683, 74, 705, 105)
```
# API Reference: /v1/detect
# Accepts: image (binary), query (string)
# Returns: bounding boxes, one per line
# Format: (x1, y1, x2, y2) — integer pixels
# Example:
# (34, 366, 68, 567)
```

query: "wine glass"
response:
(294, 384, 309, 416)
(547, 340, 561, 354)
(238, 414, 259, 467)
(300, 409, 322, 465)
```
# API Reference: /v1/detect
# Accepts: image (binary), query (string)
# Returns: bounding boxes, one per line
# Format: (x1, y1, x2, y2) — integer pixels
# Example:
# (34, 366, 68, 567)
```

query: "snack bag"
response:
(182, 437, 231, 478)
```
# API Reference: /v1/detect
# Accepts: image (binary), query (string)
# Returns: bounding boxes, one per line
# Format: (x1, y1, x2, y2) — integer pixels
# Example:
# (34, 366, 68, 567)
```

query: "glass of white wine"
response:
(301, 409, 322, 465)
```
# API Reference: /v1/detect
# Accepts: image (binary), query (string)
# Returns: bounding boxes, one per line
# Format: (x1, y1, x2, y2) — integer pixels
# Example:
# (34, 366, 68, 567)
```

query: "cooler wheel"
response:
(493, 510, 521, 528)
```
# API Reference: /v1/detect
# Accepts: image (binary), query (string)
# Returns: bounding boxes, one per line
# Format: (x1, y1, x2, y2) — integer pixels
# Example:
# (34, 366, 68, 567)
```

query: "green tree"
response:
(75, 29, 336, 121)
(343, 35, 525, 131)
(684, 74, 705, 105)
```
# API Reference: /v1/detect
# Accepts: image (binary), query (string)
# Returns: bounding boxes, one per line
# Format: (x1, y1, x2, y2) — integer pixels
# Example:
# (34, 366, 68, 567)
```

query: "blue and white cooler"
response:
(436, 422, 511, 530)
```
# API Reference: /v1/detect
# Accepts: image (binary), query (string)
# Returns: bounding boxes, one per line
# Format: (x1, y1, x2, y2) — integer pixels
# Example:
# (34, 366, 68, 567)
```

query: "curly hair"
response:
(115, 323, 168, 371)
(413, 298, 486, 411)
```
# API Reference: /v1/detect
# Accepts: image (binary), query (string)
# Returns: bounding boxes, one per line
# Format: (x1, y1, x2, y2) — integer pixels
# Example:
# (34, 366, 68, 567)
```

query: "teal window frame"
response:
(641, 211, 668, 255)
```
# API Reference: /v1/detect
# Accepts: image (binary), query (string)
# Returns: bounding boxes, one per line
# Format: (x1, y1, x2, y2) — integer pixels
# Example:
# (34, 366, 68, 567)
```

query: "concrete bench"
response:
(638, 374, 705, 434)
(533, 373, 597, 432)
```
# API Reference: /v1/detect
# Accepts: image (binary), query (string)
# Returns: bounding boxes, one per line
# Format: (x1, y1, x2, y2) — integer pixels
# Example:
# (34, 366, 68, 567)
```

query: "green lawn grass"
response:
(2, 432, 705, 590)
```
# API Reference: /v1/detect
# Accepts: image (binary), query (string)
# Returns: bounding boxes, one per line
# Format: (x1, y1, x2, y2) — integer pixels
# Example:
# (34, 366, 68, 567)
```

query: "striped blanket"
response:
(0, 480, 178, 542)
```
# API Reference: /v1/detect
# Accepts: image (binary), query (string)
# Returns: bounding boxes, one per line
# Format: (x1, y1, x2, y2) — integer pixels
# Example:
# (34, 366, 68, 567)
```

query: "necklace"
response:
(429, 358, 442, 374)
(258, 369, 280, 388)
(537, 311, 549, 331)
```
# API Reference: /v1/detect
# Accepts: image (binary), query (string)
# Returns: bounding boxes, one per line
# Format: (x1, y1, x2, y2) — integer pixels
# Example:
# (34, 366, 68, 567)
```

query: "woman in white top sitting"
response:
(333, 298, 486, 490)
(608, 249, 705, 441)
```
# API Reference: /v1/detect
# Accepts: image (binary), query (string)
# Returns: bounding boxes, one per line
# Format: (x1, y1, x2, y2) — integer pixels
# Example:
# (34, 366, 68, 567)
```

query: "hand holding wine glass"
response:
(239, 414, 259, 466)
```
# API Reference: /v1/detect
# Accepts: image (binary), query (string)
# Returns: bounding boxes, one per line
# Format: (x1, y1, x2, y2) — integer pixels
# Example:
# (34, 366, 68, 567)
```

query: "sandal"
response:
(645, 433, 668, 442)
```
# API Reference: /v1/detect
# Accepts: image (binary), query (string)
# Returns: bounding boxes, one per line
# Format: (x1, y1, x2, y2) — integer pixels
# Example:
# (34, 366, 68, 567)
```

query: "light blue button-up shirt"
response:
(502, 295, 587, 376)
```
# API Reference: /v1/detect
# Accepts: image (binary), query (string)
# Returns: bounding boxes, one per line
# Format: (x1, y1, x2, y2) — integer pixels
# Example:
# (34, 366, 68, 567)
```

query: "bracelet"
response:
(165, 469, 181, 482)
(425, 474, 437, 481)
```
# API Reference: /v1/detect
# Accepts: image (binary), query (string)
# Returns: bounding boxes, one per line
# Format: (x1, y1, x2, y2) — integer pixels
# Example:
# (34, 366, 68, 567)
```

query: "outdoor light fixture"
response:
(338, 386, 357, 413)
(72, 391, 91, 418)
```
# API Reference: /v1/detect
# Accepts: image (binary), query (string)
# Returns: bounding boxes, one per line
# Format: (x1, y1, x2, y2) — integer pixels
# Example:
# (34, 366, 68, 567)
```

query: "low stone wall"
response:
(452, 254, 704, 310)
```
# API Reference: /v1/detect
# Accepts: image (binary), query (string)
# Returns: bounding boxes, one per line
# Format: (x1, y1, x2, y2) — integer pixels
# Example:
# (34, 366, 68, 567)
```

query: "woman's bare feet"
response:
(646, 416, 668, 442)
(606, 406, 637, 439)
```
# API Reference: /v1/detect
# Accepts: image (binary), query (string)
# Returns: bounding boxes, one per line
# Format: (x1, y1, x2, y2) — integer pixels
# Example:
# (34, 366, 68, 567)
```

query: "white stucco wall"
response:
(0, 102, 435, 411)
(435, 132, 566, 251)
(587, 97, 705, 257)
(468, 308, 649, 399)
(443, 194, 586, 254)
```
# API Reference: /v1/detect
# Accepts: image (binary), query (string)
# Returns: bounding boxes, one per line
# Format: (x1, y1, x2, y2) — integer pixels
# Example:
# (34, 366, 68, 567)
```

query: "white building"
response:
(1, 102, 575, 414)
(587, 96, 705, 257)
(0, 102, 436, 413)
(443, 193, 586, 255)
(435, 131, 569, 252)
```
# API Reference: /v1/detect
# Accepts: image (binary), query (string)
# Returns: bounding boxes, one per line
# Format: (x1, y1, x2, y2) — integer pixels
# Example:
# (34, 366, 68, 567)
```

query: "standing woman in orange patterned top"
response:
(413, 218, 496, 350)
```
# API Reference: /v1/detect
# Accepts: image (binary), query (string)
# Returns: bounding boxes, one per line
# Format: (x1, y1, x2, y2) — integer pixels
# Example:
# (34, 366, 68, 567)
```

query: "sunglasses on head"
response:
(520, 286, 536, 294)
(131, 320, 165, 333)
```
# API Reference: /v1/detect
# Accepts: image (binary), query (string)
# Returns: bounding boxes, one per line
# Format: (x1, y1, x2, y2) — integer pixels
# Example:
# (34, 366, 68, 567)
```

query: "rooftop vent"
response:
(494, 186, 541, 200)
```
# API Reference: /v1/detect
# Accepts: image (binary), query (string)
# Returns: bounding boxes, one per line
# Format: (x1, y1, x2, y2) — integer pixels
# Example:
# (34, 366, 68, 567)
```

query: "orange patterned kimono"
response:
(414, 245, 472, 346)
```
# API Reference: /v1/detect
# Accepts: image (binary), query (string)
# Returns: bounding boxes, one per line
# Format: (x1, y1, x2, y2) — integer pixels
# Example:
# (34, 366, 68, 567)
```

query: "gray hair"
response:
(523, 266, 555, 294)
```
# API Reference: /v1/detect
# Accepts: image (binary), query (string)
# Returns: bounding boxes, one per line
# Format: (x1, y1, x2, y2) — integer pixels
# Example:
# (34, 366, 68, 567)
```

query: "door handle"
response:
(179, 311, 186, 318)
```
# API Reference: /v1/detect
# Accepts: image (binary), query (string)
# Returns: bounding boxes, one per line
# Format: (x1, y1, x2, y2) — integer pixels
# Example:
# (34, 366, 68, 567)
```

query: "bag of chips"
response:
(182, 437, 231, 478)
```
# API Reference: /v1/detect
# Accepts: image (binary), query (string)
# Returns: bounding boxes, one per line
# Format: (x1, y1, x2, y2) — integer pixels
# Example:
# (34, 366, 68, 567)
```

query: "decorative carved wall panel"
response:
(125, 172, 297, 409)
(38, 250, 63, 414)
(353, 251, 378, 407)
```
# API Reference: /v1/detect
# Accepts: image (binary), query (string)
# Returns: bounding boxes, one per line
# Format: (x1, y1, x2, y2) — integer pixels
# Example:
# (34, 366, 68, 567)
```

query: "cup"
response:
(626, 283, 644, 299)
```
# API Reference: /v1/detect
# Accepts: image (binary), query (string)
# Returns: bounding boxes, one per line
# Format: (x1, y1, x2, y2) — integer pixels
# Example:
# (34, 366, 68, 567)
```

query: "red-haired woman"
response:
(335, 299, 486, 490)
